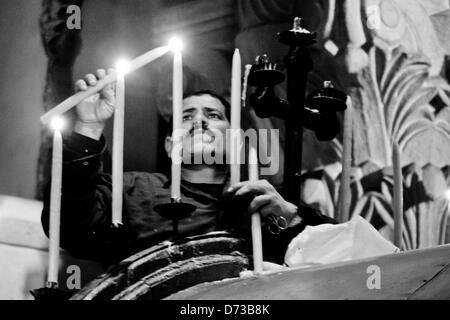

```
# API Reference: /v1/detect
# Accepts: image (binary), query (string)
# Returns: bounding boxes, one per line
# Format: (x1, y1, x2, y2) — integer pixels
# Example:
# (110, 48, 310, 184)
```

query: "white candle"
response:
(171, 51, 183, 200)
(337, 96, 353, 222)
(393, 141, 403, 249)
(230, 49, 242, 186)
(248, 144, 259, 182)
(47, 123, 63, 285)
(40, 46, 170, 125)
(249, 144, 263, 274)
(112, 72, 125, 226)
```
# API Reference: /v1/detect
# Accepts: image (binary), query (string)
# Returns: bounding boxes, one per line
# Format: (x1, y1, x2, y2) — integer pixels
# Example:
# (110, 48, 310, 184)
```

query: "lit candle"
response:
(249, 143, 263, 274)
(40, 46, 170, 125)
(47, 117, 64, 286)
(337, 96, 353, 222)
(171, 50, 183, 200)
(230, 49, 242, 186)
(111, 61, 127, 227)
(393, 141, 403, 249)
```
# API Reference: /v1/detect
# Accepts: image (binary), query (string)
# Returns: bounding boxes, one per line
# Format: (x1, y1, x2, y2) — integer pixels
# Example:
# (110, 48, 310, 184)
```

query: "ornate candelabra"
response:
(248, 17, 347, 207)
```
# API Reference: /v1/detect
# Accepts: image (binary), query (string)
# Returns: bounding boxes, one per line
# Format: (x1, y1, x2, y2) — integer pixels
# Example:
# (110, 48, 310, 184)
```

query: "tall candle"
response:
(112, 72, 125, 226)
(337, 96, 353, 222)
(47, 125, 63, 286)
(230, 49, 242, 186)
(249, 143, 263, 274)
(40, 46, 169, 125)
(393, 141, 403, 249)
(171, 51, 183, 200)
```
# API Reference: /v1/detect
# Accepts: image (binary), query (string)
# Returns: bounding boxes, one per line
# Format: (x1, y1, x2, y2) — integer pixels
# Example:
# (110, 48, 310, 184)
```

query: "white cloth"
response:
(284, 216, 399, 268)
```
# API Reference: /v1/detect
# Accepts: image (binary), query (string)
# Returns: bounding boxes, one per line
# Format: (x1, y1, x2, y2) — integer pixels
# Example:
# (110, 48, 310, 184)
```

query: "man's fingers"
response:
(101, 86, 115, 106)
(75, 79, 88, 92)
(85, 73, 97, 86)
(234, 183, 266, 197)
(101, 69, 115, 104)
(248, 195, 272, 213)
(96, 69, 106, 79)
(226, 181, 244, 193)
(88, 68, 114, 104)
(103, 68, 116, 92)
(228, 179, 271, 193)
(260, 205, 276, 217)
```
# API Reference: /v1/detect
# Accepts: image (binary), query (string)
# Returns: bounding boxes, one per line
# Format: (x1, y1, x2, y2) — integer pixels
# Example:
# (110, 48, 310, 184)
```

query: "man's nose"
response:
(192, 114, 208, 129)
(193, 119, 208, 131)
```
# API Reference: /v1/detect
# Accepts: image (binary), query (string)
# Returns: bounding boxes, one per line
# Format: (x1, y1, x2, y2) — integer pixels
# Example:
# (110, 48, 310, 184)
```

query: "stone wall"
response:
(0, 196, 103, 299)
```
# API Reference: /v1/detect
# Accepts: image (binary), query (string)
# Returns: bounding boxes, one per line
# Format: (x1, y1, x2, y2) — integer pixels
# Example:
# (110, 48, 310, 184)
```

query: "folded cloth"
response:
(284, 216, 399, 267)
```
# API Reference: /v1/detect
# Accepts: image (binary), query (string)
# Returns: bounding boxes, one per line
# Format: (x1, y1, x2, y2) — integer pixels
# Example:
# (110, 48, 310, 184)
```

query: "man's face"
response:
(170, 94, 230, 164)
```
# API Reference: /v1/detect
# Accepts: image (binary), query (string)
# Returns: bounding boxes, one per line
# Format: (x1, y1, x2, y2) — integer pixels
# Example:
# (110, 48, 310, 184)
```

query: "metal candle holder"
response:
(248, 17, 348, 207)
(154, 198, 196, 235)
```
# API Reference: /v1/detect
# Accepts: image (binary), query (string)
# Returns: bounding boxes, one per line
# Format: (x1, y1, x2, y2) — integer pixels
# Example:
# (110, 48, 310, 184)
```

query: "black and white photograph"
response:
(0, 0, 449, 304)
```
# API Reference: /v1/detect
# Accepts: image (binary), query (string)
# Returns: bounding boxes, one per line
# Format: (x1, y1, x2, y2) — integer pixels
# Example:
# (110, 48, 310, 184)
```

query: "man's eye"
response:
(182, 115, 192, 121)
(207, 113, 221, 119)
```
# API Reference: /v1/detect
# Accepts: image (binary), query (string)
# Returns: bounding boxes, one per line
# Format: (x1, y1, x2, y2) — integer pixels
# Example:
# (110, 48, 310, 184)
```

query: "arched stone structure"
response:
(70, 232, 249, 300)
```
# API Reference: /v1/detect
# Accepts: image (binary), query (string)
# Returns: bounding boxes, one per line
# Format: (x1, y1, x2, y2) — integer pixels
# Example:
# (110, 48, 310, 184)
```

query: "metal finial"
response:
(324, 81, 334, 88)
(256, 54, 269, 65)
(289, 17, 310, 34)
(293, 17, 303, 30)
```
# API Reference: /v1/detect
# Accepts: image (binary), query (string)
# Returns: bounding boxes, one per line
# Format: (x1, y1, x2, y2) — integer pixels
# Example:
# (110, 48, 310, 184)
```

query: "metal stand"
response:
(278, 17, 316, 205)
(248, 17, 347, 209)
(154, 198, 196, 235)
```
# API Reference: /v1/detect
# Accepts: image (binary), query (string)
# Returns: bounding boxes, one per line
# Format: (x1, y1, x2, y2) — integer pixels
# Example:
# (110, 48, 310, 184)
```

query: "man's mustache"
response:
(188, 122, 211, 136)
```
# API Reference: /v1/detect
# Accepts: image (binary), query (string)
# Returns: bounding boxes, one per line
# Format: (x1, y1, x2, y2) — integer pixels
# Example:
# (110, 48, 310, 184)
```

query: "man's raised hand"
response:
(73, 68, 116, 140)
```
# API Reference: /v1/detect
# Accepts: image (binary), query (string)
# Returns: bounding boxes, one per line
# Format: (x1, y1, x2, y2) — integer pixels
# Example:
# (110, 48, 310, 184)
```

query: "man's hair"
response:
(183, 89, 231, 121)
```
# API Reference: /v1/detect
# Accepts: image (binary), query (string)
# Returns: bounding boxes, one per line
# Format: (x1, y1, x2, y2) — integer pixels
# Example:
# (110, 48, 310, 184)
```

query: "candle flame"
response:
(168, 37, 183, 52)
(115, 59, 132, 75)
(50, 117, 65, 131)
(445, 189, 450, 201)
(445, 189, 450, 210)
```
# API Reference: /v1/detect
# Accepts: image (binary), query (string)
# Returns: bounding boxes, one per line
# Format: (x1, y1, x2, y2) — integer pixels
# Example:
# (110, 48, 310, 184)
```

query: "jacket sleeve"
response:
(41, 132, 135, 263)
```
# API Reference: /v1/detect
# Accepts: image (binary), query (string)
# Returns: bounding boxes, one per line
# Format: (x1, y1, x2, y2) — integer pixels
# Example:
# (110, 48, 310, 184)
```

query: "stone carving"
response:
(307, 0, 450, 248)
(235, 0, 450, 248)
(347, 0, 450, 248)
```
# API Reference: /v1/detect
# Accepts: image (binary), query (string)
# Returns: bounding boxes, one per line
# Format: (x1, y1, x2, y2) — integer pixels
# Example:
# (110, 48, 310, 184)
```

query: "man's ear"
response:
(164, 136, 172, 158)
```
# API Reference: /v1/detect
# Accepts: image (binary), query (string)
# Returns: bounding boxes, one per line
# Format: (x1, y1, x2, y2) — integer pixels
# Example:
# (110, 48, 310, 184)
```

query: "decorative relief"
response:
(235, 0, 450, 248)
(323, 0, 450, 248)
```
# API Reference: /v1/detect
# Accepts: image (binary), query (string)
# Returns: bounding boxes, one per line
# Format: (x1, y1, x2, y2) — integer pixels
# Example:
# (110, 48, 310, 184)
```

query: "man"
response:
(42, 68, 336, 266)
